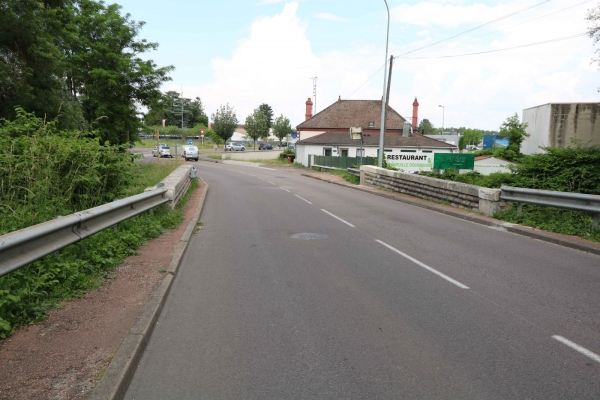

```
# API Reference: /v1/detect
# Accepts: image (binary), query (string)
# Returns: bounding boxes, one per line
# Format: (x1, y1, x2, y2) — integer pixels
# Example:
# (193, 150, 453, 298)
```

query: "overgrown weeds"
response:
(0, 110, 191, 338)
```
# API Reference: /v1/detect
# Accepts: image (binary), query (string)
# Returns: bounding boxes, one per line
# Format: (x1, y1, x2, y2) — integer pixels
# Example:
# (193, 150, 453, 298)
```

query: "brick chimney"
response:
(305, 97, 313, 120)
(412, 97, 419, 127)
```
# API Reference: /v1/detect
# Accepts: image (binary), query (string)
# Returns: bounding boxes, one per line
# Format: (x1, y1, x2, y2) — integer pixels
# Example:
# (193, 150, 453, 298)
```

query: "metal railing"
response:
(500, 185, 600, 229)
(313, 155, 376, 170)
(0, 188, 169, 277)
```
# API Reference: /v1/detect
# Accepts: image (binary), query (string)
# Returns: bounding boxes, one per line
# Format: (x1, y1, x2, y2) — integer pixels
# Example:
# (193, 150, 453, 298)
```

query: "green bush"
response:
(0, 109, 135, 234)
(0, 109, 194, 338)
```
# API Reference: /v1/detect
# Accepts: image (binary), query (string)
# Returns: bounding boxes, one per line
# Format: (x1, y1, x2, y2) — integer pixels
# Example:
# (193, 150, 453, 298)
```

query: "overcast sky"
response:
(119, 0, 598, 130)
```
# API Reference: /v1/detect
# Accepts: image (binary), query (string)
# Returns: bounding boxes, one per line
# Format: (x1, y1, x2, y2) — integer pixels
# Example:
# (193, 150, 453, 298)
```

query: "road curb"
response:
(89, 179, 209, 400)
(301, 173, 600, 257)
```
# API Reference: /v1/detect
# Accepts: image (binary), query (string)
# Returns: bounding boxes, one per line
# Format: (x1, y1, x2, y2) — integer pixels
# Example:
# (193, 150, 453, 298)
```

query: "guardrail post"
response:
(594, 214, 599, 229)
(517, 203, 523, 215)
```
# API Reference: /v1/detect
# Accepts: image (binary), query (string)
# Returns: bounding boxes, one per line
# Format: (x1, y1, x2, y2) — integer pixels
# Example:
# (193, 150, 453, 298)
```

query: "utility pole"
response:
(309, 76, 317, 115)
(382, 55, 394, 135)
(181, 86, 184, 130)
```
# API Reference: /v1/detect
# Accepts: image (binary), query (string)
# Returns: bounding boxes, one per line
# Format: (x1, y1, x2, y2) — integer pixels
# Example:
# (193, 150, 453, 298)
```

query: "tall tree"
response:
(272, 114, 291, 146)
(0, 0, 173, 142)
(211, 103, 238, 143)
(245, 109, 268, 151)
(418, 119, 436, 135)
(499, 113, 529, 158)
(258, 103, 273, 135)
(459, 128, 484, 150)
(67, 0, 173, 144)
(145, 92, 207, 128)
(0, 0, 71, 123)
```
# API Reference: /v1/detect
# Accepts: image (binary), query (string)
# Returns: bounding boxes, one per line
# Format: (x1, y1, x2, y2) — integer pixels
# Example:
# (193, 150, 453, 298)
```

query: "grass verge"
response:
(324, 169, 360, 185)
(0, 168, 198, 339)
(494, 204, 600, 243)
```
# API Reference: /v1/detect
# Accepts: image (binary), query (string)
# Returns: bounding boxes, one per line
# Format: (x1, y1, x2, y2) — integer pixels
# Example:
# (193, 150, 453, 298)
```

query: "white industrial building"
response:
(521, 103, 600, 154)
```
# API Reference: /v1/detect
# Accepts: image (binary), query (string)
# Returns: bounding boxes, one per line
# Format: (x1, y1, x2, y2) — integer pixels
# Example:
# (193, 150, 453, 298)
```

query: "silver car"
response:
(152, 145, 172, 158)
(229, 142, 245, 151)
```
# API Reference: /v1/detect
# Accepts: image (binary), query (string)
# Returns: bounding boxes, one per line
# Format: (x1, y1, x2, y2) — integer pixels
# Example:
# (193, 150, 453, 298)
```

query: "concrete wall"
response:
(522, 103, 600, 155)
(522, 104, 551, 155)
(222, 150, 283, 161)
(360, 165, 506, 216)
(146, 164, 195, 209)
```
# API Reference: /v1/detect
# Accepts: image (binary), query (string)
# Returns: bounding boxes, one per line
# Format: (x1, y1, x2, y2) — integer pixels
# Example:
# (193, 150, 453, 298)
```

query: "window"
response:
(423, 150, 432, 153)
(324, 148, 332, 156)
(401, 150, 416, 153)
(341, 149, 348, 157)
(356, 149, 365, 157)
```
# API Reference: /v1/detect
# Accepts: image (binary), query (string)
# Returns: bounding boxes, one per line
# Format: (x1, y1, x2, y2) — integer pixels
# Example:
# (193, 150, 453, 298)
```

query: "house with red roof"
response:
(295, 97, 457, 171)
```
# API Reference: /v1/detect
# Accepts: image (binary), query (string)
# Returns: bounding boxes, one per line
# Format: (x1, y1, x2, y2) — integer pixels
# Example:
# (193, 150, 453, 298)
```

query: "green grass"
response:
(207, 155, 222, 160)
(494, 204, 600, 243)
(324, 169, 360, 185)
(0, 167, 199, 339)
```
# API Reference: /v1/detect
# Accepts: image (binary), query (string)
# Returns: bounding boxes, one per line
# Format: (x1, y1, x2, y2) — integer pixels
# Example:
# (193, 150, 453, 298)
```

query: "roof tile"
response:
(297, 100, 405, 129)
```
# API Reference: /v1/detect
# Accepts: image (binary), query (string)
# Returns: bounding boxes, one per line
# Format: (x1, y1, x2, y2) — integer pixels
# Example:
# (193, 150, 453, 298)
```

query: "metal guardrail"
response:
(347, 168, 360, 177)
(0, 187, 169, 277)
(500, 185, 600, 229)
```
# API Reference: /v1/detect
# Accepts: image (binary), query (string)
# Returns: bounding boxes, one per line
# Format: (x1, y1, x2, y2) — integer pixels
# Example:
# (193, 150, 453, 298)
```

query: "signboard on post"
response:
(385, 152, 433, 172)
(433, 153, 474, 170)
(188, 140, 193, 145)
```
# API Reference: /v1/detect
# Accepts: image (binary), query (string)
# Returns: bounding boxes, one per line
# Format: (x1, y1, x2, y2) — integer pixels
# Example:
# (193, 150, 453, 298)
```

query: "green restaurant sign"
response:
(433, 153, 475, 170)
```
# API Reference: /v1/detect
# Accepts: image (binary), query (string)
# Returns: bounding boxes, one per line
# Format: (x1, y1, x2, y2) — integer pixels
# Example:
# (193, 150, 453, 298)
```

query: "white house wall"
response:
(522, 104, 552, 155)
(297, 144, 454, 172)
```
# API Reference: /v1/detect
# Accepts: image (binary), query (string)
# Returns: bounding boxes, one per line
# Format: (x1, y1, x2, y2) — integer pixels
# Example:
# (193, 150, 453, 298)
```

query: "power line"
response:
(401, 0, 553, 57)
(395, 32, 587, 59)
(344, 60, 387, 99)
(407, 0, 595, 57)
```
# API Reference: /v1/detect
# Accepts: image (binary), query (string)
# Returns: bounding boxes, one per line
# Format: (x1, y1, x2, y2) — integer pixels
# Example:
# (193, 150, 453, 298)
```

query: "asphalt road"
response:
(125, 161, 600, 399)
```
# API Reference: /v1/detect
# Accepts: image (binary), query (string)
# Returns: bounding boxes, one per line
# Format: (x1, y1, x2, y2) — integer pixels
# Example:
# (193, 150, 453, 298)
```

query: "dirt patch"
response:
(0, 180, 206, 400)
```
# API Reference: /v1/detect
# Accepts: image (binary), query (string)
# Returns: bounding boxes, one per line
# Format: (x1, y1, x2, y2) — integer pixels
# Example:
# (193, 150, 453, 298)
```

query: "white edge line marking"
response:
(258, 177, 265, 180)
(321, 209, 355, 227)
(552, 336, 600, 364)
(258, 167, 276, 170)
(267, 181, 275, 185)
(248, 174, 255, 176)
(295, 195, 312, 204)
(280, 187, 290, 192)
(376, 240, 470, 289)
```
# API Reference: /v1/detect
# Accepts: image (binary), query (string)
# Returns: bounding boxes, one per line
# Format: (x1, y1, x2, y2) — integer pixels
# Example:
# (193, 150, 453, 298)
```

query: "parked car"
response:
(182, 145, 199, 161)
(230, 142, 245, 151)
(288, 142, 296, 149)
(225, 142, 234, 151)
(152, 145, 172, 158)
(258, 142, 273, 150)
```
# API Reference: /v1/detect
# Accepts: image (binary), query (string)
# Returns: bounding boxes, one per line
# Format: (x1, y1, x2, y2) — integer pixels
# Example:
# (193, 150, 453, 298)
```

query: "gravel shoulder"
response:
(0, 180, 206, 400)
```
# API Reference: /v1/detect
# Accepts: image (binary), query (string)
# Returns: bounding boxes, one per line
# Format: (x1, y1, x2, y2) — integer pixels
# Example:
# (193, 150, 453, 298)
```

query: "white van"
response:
(182, 145, 199, 161)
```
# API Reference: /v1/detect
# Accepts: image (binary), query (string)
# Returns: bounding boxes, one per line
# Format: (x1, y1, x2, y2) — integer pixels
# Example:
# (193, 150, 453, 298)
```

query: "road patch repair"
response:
(0, 177, 209, 400)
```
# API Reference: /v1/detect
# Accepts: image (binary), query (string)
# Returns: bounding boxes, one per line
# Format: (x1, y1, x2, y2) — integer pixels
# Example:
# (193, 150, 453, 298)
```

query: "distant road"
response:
(126, 161, 600, 399)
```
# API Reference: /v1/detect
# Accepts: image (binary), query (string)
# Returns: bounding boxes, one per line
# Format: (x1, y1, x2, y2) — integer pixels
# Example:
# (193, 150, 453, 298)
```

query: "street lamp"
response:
(438, 105, 444, 135)
(377, 0, 390, 168)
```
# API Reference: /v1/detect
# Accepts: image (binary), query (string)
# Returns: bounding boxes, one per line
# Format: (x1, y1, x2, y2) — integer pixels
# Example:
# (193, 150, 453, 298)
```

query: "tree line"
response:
(1, 0, 174, 144)
(210, 102, 293, 150)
